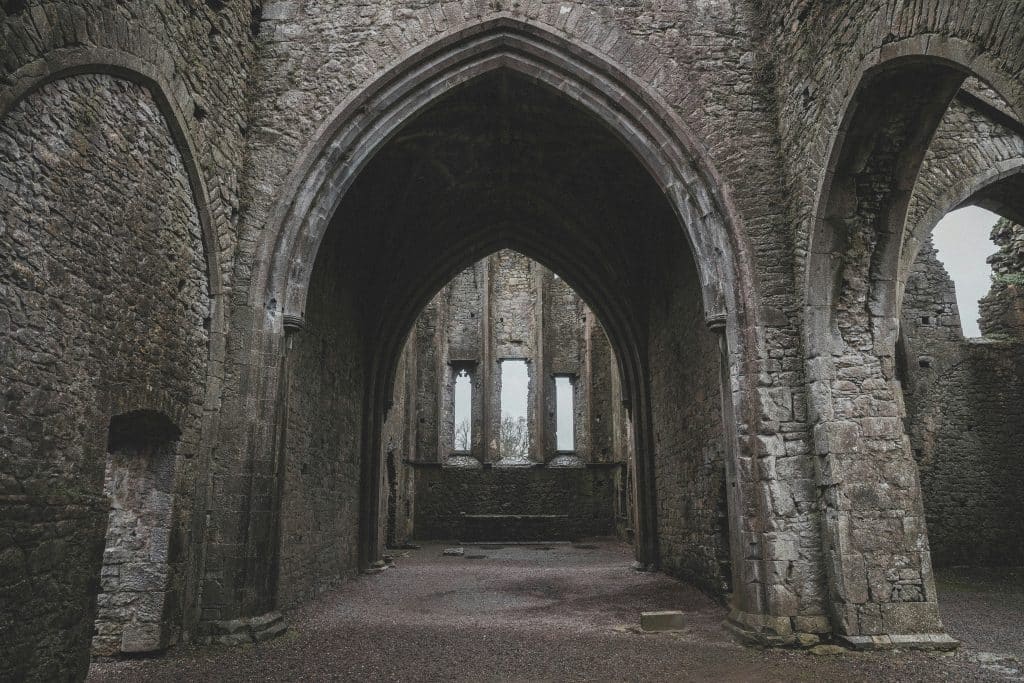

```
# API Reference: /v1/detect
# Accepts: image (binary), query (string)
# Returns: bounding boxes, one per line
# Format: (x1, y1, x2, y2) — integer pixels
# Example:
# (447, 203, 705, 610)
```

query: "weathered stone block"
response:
(640, 611, 685, 631)
(121, 623, 166, 654)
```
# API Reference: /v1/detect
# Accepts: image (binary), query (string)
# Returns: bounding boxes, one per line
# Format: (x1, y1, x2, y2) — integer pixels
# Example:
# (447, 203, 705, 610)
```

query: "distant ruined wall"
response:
(412, 466, 618, 542)
(400, 250, 619, 467)
(901, 232, 1024, 567)
(384, 251, 627, 541)
(980, 219, 1024, 340)
(0, 74, 209, 677)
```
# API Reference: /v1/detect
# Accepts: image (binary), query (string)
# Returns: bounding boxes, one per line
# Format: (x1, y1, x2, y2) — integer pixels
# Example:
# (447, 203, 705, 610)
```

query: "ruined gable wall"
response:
(397, 251, 624, 541)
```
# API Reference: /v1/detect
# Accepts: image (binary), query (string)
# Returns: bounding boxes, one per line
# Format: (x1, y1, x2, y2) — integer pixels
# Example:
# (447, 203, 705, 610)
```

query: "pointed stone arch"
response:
(246, 15, 765, 629)
(254, 17, 753, 334)
(803, 35, 1024, 647)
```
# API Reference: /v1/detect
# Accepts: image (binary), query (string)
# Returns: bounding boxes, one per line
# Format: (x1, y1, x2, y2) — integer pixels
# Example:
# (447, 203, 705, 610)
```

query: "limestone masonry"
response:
(1, 1, 1023, 679)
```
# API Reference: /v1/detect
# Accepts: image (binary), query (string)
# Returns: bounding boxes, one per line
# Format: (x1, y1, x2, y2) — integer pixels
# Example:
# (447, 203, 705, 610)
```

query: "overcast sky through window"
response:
(555, 376, 574, 451)
(931, 206, 1001, 338)
(453, 369, 472, 450)
(500, 360, 529, 422)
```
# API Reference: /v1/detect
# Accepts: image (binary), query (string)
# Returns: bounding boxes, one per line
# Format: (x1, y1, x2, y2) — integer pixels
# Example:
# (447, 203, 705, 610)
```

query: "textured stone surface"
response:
(382, 251, 630, 544)
(900, 235, 1024, 567)
(648, 244, 733, 598)
(789, 1, 1024, 640)
(412, 464, 618, 542)
(275, 225, 364, 610)
(981, 219, 1024, 339)
(0, 73, 210, 678)
(2, 1, 1024, 678)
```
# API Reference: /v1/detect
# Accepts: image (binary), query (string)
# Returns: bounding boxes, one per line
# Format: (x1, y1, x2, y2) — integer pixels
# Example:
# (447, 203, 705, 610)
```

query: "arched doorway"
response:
(251, 19, 758, 626)
(804, 41, 1024, 646)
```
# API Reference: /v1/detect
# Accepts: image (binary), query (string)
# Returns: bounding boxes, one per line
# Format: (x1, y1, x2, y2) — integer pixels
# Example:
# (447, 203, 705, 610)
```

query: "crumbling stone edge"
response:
(196, 611, 288, 646)
(723, 609, 959, 651)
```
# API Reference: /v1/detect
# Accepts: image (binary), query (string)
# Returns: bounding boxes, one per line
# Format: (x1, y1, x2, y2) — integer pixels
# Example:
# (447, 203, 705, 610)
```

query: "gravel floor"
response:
(88, 541, 1023, 682)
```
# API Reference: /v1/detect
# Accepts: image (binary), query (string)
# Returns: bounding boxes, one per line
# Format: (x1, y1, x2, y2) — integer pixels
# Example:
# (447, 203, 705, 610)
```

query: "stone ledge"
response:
(197, 611, 288, 646)
(836, 633, 960, 651)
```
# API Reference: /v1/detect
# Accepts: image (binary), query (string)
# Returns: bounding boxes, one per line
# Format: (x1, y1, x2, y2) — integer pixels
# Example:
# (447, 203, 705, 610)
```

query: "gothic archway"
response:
(250, 18, 761, 623)
(803, 38, 1024, 645)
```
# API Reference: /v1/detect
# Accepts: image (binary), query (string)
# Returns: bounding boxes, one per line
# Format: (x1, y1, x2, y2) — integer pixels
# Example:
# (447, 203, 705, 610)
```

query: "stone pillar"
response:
(807, 336, 956, 648)
(482, 258, 495, 463)
(532, 265, 546, 463)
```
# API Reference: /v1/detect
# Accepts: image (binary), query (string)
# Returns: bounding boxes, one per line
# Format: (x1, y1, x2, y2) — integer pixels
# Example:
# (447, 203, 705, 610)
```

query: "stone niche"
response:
(92, 410, 181, 656)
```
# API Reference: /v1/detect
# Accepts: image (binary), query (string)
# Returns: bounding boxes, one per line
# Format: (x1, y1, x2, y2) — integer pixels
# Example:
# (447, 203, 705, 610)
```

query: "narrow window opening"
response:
(555, 376, 575, 452)
(498, 359, 530, 462)
(453, 368, 472, 452)
(932, 206, 1001, 337)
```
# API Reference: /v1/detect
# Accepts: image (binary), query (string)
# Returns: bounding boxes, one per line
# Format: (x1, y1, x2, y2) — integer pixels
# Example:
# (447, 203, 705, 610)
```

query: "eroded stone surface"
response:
(2, 2, 1024, 679)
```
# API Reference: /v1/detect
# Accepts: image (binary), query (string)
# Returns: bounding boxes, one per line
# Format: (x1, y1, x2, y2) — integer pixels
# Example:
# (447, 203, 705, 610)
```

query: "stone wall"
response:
(0, 496, 107, 679)
(648, 246, 731, 598)
(760, 0, 1024, 641)
(901, 233, 1024, 568)
(411, 465, 619, 542)
(1, 0, 258, 670)
(0, 74, 210, 677)
(400, 250, 621, 468)
(275, 231, 364, 609)
(980, 219, 1024, 339)
(1, 1, 257, 288)
(381, 333, 418, 549)
(93, 418, 179, 657)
